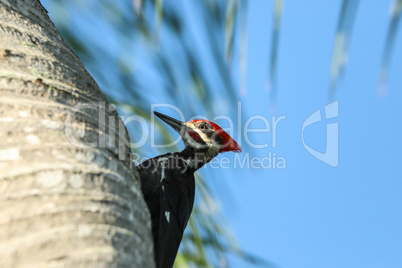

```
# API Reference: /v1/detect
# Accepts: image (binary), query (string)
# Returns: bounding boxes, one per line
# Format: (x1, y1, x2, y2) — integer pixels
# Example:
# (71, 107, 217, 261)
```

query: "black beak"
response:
(154, 111, 185, 133)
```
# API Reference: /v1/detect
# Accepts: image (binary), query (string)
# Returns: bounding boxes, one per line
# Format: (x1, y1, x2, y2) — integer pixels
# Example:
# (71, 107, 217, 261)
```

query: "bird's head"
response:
(154, 111, 241, 156)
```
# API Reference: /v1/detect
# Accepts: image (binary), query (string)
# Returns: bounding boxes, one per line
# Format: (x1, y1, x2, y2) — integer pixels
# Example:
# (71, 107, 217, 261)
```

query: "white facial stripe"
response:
(181, 126, 204, 149)
(184, 122, 216, 147)
(182, 122, 221, 162)
(186, 122, 210, 145)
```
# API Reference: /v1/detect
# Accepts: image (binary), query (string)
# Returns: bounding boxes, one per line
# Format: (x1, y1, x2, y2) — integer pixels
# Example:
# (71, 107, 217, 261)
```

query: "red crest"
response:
(190, 120, 242, 153)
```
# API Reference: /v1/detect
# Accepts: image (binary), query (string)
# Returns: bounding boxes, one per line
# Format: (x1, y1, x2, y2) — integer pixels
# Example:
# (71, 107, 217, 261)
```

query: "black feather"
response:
(137, 151, 196, 268)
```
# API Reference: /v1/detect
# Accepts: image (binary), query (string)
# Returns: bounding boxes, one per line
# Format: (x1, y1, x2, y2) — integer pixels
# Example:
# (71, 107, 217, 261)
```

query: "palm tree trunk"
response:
(0, 0, 154, 267)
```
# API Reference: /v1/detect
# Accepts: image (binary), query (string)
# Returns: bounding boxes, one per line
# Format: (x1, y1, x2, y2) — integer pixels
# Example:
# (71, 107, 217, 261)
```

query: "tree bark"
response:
(0, 0, 154, 267)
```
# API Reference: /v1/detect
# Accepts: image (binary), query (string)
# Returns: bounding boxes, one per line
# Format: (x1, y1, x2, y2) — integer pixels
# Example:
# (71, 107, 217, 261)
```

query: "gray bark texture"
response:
(0, 0, 154, 267)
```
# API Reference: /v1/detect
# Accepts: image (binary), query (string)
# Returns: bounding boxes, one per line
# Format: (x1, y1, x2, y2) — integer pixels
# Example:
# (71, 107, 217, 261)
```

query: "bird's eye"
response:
(199, 125, 206, 130)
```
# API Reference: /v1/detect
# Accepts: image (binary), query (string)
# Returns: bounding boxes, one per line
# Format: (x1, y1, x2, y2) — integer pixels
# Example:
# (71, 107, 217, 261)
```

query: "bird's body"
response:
(138, 112, 241, 268)
(138, 151, 195, 268)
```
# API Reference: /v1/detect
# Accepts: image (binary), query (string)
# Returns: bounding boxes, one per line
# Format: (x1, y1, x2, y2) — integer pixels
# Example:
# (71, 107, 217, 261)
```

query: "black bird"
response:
(137, 111, 241, 268)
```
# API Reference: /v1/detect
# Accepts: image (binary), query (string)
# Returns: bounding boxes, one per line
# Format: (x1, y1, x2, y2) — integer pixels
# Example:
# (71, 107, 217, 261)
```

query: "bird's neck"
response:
(179, 147, 219, 171)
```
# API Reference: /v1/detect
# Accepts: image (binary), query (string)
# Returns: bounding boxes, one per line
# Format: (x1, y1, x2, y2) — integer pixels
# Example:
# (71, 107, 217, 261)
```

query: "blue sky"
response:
(42, 0, 402, 267)
(224, 1, 402, 267)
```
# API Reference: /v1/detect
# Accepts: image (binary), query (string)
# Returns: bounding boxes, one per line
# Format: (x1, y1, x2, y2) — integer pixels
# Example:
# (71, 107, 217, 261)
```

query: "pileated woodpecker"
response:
(137, 111, 241, 268)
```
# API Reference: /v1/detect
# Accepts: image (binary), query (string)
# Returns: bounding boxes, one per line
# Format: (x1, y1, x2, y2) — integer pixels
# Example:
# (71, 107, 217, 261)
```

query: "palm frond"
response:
(378, 0, 402, 95)
(268, 0, 284, 109)
(225, 0, 239, 63)
(329, 0, 360, 97)
(154, 0, 164, 39)
(239, 0, 248, 96)
(44, 0, 265, 266)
